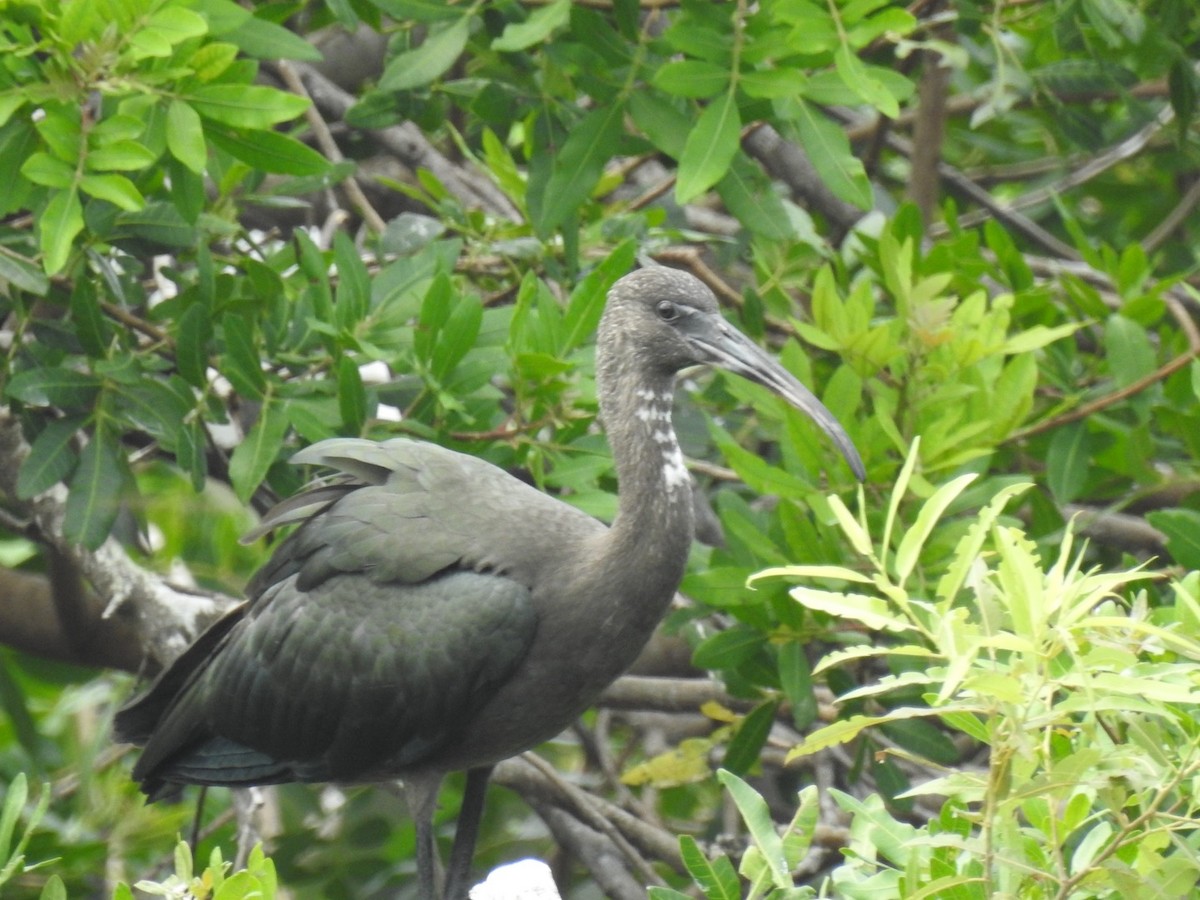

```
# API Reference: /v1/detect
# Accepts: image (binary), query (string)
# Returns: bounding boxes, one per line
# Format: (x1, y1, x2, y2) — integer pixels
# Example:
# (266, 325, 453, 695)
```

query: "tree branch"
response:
(0, 409, 236, 672)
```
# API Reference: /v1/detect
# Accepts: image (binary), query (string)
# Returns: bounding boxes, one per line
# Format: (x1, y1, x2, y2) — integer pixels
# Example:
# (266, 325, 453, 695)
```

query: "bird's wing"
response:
(246, 437, 601, 597)
(118, 437, 589, 795)
(126, 568, 536, 792)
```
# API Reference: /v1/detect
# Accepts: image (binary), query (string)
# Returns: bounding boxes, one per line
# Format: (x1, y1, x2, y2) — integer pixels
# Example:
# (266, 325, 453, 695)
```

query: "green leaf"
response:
(177, 416, 207, 492)
(119, 378, 192, 446)
(693, 626, 764, 670)
(790, 586, 912, 633)
(38, 187, 84, 274)
(561, 241, 636, 354)
(0, 93, 26, 130)
(1046, 423, 1094, 505)
(6, 367, 100, 408)
(79, 172, 144, 210)
(533, 102, 625, 235)
(679, 835, 740, 900)
(65, 428, 124, 549)
(716, 154, 794, 239)
(176, 302, 213, 387)
(167, 100, 207, 173)
(334, 230, 369, 331)
(114, 201, 198, 248)
(778, 642, 817, 729)
(127, 6, 207, 58)
(0, 772, 28, 863)
(722, 700, 779, 775)
(86, 140, 158, 170)
(653, 60, 730, 99)
(834, 44, 899, 118)
(221, 317, 266, 399)
(1147, 509, 1200, 570)
(206, 126, 330, 176)
(1104, 313, 1155, 388)
(70, 278, 110, 355)
(229, 395, 289, 503)
(39, 875, 67, 900)
(786, 98, 871, 209)
(187, 84, 309, 129)
(676, 90, 741, 203)
(378, 16, 471, 91)
(893, 473, 977, 583)
(223, 15, 322, 61)
(20, 152, 75, 188)
(0, 247, 50, 296)
(717, 769, 789, 888)
(337, 357, 367, 434)
(492, 0, 571, 52)
(17, 417, 82, 498)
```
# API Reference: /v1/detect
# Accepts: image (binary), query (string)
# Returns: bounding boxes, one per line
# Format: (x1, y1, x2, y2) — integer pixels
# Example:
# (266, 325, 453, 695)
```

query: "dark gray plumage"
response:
(115, 267, 864, 898)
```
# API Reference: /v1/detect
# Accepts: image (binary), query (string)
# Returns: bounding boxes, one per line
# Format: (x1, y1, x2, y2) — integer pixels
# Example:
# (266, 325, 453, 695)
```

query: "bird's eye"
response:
(655, 300, 679, 322)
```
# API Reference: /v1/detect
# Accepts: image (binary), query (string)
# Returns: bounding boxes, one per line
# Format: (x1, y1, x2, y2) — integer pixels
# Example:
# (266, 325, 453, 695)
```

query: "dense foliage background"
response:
(0, 0, 1198, 896)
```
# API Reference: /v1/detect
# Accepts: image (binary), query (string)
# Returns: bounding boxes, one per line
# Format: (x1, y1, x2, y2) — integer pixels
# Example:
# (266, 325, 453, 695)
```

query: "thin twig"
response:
(272, 60, 387, 234)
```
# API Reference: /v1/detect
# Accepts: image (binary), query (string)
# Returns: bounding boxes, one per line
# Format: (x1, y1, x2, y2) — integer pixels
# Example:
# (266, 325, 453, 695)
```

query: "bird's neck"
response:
(595, 360, 695, 606)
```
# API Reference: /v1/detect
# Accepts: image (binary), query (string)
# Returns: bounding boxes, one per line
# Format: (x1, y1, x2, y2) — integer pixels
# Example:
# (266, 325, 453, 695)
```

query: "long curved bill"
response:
(688, 315, 866, 481)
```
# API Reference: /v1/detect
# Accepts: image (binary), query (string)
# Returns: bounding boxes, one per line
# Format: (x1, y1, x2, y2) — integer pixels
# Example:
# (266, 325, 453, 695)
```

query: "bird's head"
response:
(599, 267, 865, 480)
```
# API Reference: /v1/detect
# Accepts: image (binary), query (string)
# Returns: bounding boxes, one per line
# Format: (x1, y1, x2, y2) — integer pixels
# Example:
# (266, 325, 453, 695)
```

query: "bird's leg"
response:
(405, 775, 443, 899)
(443, 765, 494, 900)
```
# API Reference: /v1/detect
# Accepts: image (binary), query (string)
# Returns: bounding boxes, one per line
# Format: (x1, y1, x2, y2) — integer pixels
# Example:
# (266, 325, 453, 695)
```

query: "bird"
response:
(114, 266, 864, 899)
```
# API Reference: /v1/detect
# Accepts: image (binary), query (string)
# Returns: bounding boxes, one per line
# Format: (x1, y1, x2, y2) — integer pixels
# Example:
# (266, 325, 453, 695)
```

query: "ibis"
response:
(115, 266, 864, 898)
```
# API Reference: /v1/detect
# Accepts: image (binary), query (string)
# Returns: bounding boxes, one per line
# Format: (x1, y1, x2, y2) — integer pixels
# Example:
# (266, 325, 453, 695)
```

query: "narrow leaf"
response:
(187, 84, 309, 129)
(722, 699, 779, 775)
(378, 16, 471, 91)
(206, 126, 330, 176)
(337, 357, 367, 434)
(717, 770, 789, 888)
(893, 473, 977, 583)
(535, 102, 626, 235)
(6, 367, 100, 408)
(679, 835, 740, 900)
(17, 417, 82, 498)
(676, 90, 741, 203)
(787, 99, 871, 209)
(65, 428, 124, 549)
(228, 396, 289, 503)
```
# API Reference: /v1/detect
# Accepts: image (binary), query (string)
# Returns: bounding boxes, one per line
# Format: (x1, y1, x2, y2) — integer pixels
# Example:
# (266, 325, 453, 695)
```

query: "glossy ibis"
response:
(115, 266, 864, 898)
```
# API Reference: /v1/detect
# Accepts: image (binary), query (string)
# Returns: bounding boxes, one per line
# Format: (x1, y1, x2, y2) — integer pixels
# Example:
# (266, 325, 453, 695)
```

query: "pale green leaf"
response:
(39, 187, 84, 274)
(187, 84, 309, 129)
(717, 770, 789, 888)
(80, 172, 144, 210)
(791, 586, 913, 632)
(893, 473, 977, 583)
(20, 152, 75, 188)
(750, 564, 874, 585)
(167, 100, 207, 173)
